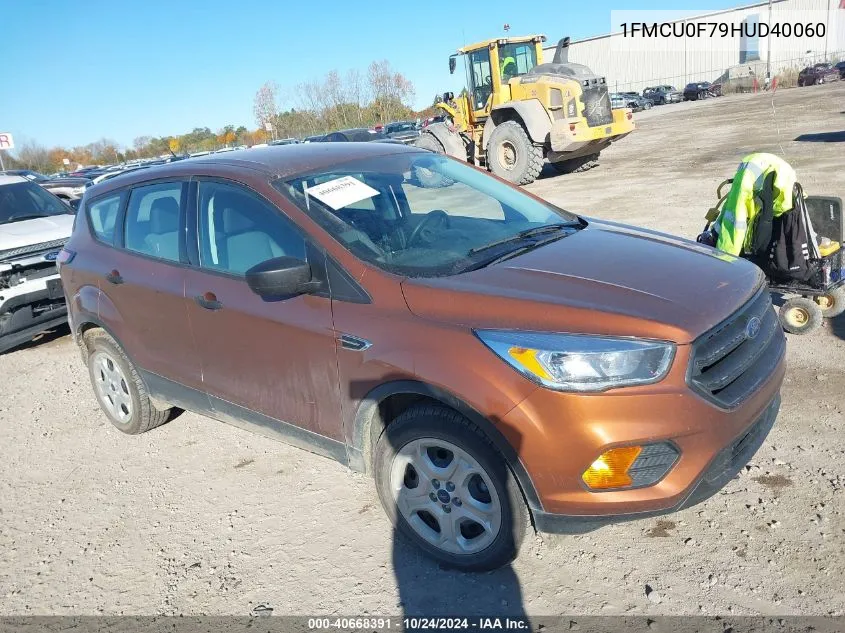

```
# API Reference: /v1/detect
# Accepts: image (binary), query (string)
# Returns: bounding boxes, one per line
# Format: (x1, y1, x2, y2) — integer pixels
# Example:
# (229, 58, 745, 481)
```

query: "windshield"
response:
(0, 181, 69, 225)
(274, 152, 580, 277)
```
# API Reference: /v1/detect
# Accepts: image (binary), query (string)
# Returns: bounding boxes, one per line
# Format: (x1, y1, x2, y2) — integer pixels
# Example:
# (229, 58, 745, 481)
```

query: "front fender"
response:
(484, 100, 553, 147)
(350, 379, 545, 514)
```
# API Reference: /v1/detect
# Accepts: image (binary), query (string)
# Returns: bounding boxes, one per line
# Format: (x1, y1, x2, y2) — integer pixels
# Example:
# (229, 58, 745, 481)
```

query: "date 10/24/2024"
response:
(307, 617, 530, 630)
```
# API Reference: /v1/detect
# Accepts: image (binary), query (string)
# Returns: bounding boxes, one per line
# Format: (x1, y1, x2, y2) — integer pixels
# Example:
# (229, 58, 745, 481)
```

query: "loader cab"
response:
(452, 36, 546, 124)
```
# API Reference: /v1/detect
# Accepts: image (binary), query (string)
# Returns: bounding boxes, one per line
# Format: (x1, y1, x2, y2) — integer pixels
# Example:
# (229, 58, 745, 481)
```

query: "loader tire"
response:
(413, 133, 455, 188)
(486, 121, 543, 185)
(551, 153, 600, 174)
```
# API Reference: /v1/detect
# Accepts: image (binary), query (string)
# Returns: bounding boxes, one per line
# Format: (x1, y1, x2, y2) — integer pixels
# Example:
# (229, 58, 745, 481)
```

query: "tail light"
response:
(626, 112, 633, 120)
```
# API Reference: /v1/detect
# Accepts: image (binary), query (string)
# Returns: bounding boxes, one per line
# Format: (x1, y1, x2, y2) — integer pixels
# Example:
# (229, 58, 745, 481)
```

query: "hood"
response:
(0, 215, 75, 252)
(401, 220, 763, 344)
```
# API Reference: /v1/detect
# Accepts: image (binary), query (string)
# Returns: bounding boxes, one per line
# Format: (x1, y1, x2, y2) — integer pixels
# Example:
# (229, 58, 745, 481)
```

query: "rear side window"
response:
(86, 194, 121, 243)
(124, 182, 184, 262)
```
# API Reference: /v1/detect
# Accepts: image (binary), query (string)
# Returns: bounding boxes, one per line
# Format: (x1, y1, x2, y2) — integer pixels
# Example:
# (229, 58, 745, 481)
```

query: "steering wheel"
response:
(408, 210, 451, 246)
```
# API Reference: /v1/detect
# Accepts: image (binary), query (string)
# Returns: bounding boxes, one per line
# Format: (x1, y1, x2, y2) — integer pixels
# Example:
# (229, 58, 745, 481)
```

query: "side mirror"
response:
(245, 256, 319, 298)
(449, 56, 457, 74)
(66, 198, 80, 212)
(443, 91, 454, 102)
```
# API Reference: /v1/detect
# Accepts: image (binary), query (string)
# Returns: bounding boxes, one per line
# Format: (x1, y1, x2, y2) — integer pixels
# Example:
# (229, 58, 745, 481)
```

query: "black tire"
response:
(84, 329, 172, 434)
(814, 286, 845, 318)
(778, 297, 823, 335)
(413, 133, 454, 188)
(485, 120, 543, 185)
(551, 152, 600, 174)
(373, 404, 528, 571)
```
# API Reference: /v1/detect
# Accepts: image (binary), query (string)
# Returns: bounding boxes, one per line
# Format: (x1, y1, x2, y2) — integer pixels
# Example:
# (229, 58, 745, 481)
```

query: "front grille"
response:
(688, 287, 785, 409)
(0, 238, 67, 262)
(581, 84, 613, 127)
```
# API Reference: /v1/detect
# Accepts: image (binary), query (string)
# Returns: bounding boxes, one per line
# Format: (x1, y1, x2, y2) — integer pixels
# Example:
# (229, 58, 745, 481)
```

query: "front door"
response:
(183, 178, 343, 446)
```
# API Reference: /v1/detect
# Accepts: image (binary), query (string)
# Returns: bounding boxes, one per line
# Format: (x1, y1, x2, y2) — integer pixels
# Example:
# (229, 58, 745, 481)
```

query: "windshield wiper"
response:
(1, 214, 51, 224)
(468, 223, 574, 257)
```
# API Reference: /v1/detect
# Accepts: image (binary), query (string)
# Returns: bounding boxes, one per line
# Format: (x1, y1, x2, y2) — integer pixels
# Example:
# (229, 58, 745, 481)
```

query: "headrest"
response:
(215, 191, 257, 234)
(149, 197, 180, 233)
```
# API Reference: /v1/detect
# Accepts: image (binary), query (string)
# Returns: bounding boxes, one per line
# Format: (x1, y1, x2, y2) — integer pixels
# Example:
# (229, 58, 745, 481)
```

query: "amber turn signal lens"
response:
(582, 446, 643, 489)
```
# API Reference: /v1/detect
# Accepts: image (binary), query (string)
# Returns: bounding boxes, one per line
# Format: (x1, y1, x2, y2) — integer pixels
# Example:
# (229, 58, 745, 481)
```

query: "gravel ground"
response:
(1, 83, 843, 618)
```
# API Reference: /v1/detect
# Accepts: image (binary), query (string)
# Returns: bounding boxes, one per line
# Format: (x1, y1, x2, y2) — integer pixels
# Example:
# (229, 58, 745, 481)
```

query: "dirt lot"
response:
(1, 84, 844, 618)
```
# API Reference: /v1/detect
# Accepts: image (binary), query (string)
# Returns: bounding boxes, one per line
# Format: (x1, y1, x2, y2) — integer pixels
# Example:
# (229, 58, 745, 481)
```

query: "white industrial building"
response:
(544, 0, 845, 93)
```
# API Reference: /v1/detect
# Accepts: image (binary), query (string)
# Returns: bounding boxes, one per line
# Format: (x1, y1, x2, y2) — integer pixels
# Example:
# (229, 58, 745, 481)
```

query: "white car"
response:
(0, 175, 75, 353)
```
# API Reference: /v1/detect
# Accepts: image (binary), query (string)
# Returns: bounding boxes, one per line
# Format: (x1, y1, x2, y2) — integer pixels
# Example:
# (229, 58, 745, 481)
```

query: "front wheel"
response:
(413, 133, 455, 188)
(486, 121, 544, 185)
(373, 405, 527, 571)
(778, 297, 823, 334)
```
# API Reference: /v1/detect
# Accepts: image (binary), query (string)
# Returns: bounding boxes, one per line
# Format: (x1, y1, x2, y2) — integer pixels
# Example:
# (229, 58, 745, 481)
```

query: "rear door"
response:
(94, 180, 202, 391)
(182, 178, 343, 444)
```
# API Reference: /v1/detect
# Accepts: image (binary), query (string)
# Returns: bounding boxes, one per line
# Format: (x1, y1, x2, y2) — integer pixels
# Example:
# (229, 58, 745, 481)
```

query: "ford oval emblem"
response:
(44, 251, 59, 262)
(745, 316, 762, 339)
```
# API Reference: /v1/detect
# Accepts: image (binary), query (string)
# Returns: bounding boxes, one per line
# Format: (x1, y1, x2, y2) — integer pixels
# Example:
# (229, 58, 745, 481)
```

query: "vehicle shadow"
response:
(793, 131, 845, 143)
(349, 380, 529, 626)
(829, 314, 845, 340)
(1, 322, 71, 354)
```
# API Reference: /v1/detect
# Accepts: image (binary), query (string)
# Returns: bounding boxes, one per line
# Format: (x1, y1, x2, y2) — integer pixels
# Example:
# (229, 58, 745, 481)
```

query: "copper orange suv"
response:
(59, 143, 785, 570)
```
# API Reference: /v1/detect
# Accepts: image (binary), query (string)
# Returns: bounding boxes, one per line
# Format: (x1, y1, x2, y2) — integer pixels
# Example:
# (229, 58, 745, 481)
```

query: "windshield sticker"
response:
(305, 176, 379, 210)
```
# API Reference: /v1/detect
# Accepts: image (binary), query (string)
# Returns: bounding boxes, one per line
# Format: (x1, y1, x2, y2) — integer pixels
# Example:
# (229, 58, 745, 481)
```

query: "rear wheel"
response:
(373, 404, 527, 571)
(486, 121, 543, 185)
(551, 152, 600, 174)
(814, 286, 845, 318)
(778, 297, 823, 334)
(84, 329, 173, 434)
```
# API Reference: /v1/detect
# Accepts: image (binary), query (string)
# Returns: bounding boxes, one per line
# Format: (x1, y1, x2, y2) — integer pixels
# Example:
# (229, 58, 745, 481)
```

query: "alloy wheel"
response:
(389, 438, 502, 555)
(90, 350, 132, 424)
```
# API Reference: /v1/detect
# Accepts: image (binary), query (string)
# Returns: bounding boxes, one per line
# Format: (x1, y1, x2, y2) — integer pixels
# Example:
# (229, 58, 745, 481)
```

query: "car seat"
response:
(144, 197, 180, 260)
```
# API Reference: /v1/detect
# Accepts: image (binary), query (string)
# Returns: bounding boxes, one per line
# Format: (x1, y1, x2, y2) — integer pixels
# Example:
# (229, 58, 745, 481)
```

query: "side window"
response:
(124, 182, 183, 262)
(87, 193, 121, 243)
(197, 181, 306, 276)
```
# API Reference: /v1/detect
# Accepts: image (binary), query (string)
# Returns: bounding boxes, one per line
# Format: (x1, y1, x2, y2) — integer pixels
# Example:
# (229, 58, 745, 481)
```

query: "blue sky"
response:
(0, 0, 743, 149)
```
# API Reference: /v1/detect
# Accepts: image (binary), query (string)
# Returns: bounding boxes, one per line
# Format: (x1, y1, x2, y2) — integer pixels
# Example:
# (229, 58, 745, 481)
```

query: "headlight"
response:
(475, 330, 675, 392)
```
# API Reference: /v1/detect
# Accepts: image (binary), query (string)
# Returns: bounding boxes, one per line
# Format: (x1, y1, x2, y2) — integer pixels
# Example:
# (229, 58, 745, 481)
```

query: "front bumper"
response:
(0, 275, 67, 353)
(531, 394, 780, 533)
(549, 108, 635, 156)
(498, 334, 785, 526)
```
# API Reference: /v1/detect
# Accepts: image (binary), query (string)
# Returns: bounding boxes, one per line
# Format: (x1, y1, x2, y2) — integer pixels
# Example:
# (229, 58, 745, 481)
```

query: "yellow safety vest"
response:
(715, 153, 796, 256)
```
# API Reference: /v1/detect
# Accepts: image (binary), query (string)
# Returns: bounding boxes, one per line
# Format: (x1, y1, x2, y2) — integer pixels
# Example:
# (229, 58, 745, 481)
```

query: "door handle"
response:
(194, 292, 223, 311)
(105, 270, 123, 285)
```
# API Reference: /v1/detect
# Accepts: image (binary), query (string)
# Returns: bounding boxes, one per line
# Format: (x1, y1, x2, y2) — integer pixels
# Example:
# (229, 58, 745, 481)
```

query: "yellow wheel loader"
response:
(416, 35, 635, 185)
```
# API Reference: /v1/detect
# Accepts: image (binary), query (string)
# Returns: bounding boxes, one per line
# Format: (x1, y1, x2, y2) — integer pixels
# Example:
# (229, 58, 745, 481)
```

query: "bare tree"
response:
(15, 141, 51, 173)
(346, 69, 367, 126)
(253, 81, 279, 129)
